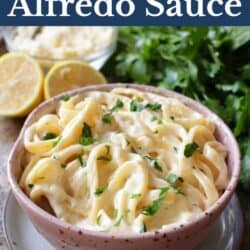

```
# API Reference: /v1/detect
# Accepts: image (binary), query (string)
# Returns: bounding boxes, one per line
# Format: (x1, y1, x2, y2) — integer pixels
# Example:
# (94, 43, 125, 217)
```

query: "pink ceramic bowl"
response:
(8, 84, 241, 250)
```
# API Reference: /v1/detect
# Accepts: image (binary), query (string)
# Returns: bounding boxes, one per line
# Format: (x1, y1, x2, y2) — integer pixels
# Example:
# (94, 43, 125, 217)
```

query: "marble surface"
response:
(0, 40, 249, 250)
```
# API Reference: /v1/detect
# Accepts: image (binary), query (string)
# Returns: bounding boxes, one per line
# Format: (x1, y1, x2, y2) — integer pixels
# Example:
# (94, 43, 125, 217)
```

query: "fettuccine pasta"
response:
(20, 88, 228, 233)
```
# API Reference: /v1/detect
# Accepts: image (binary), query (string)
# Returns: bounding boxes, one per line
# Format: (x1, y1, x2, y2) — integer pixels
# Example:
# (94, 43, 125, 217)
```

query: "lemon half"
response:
(0, 53, 44, 117)
(44, 61, 107, 99)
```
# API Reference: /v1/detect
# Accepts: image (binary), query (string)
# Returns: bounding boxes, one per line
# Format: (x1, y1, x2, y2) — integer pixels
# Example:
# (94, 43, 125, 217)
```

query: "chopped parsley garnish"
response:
(173, 146, 178, 153)
(140, 223, 147, 233)
(43, 132, 57, 140)
(97, 156, 111, 161)
(114, 215, 123, 227)
(145, 103, 162, 111)
(170, 116, 175, 120)
(94, 187, 107, 196)
(173, 186, 184, 195)
(131, 193, 141, 199)
(166, 174, 184, 195)
(130, 100, 144, 112)
(28, 184, 34, 189)
(80, 123, 94, 146)
(62, 95, 70, 102)
(142, 187, 169, 216)
(52, 136, 62, 147)
(102, 99, 124, 124)
(166, 174, 184, 185)
(77, 155, 86, 168)
(184, 142, 199, 157)
(154, 161, 163, 172)
(102, 113, 112, 124)
(144, 155, 163, 172)
(110, 99, 124, 112)
(61, 163, 67, 169)
(97, 214, 102, 225)
(130, 100, 162, 113)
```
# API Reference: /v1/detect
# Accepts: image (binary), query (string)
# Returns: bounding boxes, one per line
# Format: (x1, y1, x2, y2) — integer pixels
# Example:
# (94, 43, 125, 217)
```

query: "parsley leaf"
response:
(97, 214, 102, 225)
(97, 156, 111, 161)
(142, 187, 169, 216)
(80, 123, 94, 146)
(102, 113, 112, 124)
(28, 184, 34, 189)
(94, 187, 107, 196)
(145, 103, 162, 111)
(184, 142, 199, 157)
(140, 223, 147, 233)
(130, 193, 141, 199)
(61, 163, 67, 169)
(110, 99, 124, 112)
(62, 95, 70, 102)
(130, 100, 144, 112)
(102, 99, 124, 125)
(77, 155, 86, 168)
(144, 155, 163, 172)
(43, 132, 57, 140)
(166, 174, 184, 184)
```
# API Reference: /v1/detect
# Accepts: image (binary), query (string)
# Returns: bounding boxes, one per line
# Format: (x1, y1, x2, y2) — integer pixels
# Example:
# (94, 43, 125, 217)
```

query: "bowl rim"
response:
(7, 83, 241, 240)
(2, 27, 118, 62)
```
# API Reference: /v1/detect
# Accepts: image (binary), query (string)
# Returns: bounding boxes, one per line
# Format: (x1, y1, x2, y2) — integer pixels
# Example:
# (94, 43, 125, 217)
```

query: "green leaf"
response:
(94, 187, 107, 196)
(142, 187, 169, 216)
(130, 100, 144, 112)
(77, 155, 86, 168)
(231, 27, 250, 50)
(184, 142, 199, 158)
(97, 156, 111, 161)
(43, 132, 57, 140)
(79, 122, 94, 146)
(166, 174, 184, 184)
(62, 95, 71, 102)
(145, 103, 162, 111)
(102, 113, 112, 124)
(144, 155, 163, 172)
(61, 163, 67, 169)
(82, 122, 92, 138)
(97, 214, 102, 225)
(234, 92, 250, 137)
(110, 99, 124, 113)
(140, 223, 147, 233)
(130, 193, 141, 199)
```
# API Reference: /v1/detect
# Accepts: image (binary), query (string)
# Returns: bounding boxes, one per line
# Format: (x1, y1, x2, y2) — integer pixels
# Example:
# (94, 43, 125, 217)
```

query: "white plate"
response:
(3, 192, 243, 250)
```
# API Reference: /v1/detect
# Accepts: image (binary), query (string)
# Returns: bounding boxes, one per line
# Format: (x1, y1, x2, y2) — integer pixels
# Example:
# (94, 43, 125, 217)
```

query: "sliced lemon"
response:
(44, 61, 107, 99)
(0, 53, 44, 117)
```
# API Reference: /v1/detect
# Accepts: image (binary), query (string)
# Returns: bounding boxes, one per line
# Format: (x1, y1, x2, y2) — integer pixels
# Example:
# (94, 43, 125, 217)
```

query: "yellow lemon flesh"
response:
(0, 53, 44, 117)
(44, 61, 107, 99)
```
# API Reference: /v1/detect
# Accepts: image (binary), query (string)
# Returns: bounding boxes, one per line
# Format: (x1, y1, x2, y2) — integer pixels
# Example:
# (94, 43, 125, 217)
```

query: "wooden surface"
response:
(0, 40, 249, 250)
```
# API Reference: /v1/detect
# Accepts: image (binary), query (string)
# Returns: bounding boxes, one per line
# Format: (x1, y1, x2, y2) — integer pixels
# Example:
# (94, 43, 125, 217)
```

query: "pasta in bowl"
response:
(8, 84, 240, 250)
